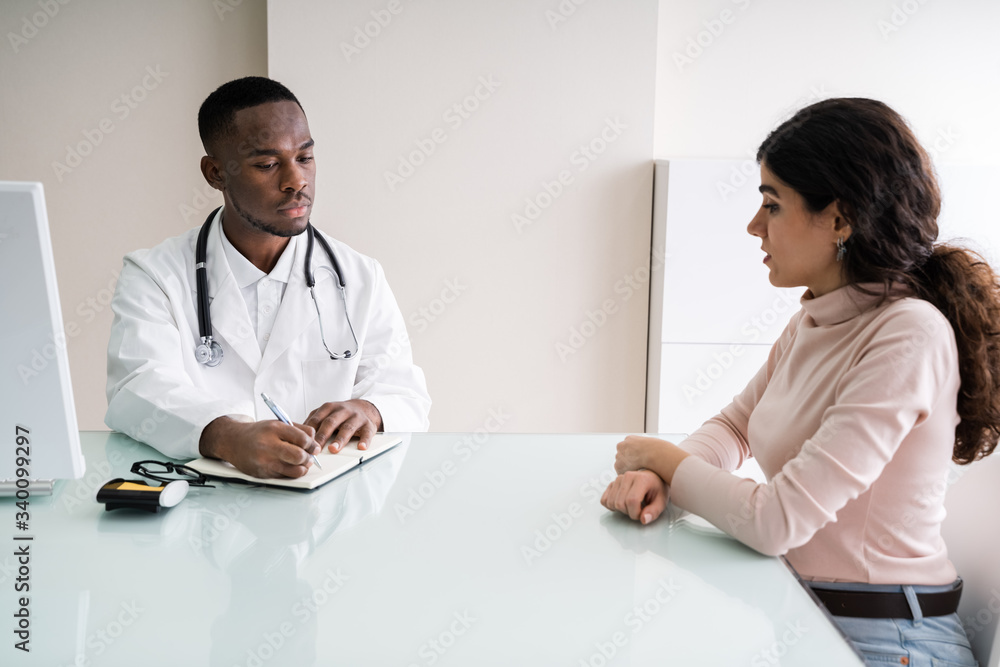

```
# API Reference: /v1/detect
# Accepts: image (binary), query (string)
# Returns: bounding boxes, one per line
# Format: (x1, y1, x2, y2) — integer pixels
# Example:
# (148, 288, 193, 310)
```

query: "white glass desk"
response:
(1, 432, 863, 666)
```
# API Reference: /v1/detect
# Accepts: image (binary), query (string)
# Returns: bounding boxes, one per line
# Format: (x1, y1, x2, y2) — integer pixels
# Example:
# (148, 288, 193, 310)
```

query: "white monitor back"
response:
(0, 181, 84, 482)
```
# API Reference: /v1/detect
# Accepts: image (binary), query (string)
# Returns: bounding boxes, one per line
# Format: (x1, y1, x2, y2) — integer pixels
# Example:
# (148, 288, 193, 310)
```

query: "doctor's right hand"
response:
(199, 417, 322, 479)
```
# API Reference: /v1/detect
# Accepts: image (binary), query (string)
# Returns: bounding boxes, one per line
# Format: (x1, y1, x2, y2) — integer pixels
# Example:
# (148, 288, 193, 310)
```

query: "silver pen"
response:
(261, 392, 322, 469)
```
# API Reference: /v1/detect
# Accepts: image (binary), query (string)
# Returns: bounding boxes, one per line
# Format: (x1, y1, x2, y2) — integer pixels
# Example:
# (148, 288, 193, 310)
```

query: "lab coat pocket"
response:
(300, 359, 359, 415)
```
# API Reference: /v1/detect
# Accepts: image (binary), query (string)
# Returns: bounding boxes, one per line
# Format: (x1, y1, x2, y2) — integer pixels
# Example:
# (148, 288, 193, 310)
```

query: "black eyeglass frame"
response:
(130, 460, 216, 488)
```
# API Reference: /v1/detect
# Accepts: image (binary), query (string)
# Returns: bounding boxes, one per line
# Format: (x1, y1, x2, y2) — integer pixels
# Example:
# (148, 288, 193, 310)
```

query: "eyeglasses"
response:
(130, 460, 216, 488)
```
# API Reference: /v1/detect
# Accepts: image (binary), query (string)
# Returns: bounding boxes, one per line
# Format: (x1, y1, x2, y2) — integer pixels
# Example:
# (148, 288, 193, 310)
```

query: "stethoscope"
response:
(193, 206, 359, 367)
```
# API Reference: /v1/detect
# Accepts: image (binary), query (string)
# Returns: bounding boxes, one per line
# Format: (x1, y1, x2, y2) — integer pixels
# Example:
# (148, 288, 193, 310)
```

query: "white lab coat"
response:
(105, 210, 431, 459)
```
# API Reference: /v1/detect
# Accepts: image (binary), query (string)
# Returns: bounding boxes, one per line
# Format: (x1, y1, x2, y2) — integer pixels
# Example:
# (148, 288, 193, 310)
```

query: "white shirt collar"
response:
(217, 211, 298, 289)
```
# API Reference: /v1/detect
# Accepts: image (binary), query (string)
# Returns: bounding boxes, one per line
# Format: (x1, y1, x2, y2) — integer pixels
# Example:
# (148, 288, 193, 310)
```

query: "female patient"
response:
(602, 97, 1000, 666)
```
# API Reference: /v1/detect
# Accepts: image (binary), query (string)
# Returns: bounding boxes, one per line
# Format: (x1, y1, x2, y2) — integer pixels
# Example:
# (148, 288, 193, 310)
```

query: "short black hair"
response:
(198, 76, 304, 153)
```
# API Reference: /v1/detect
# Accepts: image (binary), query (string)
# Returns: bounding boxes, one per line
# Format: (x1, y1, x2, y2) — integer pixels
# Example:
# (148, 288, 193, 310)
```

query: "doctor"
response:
(106, 76, 431, 479)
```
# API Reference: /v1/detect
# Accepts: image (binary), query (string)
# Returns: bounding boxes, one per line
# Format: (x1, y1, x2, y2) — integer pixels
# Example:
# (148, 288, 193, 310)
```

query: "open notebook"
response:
(186, 434, 403, 490)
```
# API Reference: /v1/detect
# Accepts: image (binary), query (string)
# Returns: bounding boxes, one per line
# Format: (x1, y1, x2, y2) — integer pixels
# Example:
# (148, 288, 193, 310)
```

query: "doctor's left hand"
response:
(305, 399, 383, 453)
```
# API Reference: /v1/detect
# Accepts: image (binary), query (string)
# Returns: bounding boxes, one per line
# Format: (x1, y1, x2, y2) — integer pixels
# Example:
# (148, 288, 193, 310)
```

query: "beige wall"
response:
(2, 0, 658, 434)
(0, 0, 267, 429)
(269, 0, 658, 432)
(17, 1, 992, 435)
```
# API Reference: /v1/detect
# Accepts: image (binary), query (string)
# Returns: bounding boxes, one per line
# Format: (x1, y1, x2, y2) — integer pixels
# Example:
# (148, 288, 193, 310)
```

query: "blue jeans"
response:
(808, 580, 978, 667)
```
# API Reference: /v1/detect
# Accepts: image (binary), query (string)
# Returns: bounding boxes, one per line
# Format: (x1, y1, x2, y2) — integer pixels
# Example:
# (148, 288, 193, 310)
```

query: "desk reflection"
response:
(96, 434, 409, 666)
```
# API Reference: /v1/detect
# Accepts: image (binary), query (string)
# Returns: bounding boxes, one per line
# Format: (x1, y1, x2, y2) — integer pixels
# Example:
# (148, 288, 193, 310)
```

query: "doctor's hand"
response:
(305, 399, 383, 453)
(199, 417, 321, 479)
(601, 469, 669, 525)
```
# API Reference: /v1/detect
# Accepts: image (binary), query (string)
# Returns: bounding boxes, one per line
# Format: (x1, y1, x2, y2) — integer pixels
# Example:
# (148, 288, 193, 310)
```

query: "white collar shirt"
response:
(219, 222, 297, 353)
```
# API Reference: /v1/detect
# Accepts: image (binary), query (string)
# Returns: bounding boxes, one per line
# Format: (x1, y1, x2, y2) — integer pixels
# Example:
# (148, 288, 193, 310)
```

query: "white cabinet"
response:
(936, 163, 1000, 264)
(646, 159, 1000, 435)
(656, 342, 771, 436)
(656, 159, 801, 345)
(647, 159, 798, 433)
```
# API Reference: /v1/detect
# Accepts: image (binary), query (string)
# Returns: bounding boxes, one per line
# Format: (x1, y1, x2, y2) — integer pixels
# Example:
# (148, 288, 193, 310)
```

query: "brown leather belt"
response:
(810, 580, 963, 619)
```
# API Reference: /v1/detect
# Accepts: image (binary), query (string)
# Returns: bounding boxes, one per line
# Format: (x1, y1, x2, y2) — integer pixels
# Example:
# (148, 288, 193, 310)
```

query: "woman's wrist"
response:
(649, 441, 689, 485)
(614, 435, 690, 483)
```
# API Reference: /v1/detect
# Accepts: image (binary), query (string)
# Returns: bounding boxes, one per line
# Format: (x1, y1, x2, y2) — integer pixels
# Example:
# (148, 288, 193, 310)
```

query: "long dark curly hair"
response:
(757, 97, 1000, 464)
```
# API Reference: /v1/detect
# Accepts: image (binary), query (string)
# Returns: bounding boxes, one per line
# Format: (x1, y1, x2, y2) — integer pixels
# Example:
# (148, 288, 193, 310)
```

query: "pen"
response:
(261, 392, 322, 469)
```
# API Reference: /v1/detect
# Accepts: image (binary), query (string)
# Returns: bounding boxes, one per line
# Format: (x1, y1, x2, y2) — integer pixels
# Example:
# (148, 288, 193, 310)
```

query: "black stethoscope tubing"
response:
(194, 206, 356, 366)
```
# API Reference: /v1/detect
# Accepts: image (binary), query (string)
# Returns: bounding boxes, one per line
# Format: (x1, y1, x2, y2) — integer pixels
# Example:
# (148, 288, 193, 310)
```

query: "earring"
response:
(836, 237, 846, 262)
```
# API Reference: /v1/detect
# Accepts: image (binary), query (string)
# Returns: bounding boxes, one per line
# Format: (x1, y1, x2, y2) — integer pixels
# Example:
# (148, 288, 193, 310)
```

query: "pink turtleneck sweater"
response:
(670, 284, 961, 584)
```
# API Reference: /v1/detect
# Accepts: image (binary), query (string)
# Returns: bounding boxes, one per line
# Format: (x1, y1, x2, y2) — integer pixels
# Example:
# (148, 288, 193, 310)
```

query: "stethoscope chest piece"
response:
(195, 337, 224, 367)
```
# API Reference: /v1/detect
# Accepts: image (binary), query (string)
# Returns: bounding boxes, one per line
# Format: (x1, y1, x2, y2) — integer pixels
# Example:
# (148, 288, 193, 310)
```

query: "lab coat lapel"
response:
(259, 230, 320, 373)
(202, 217, 263, 372)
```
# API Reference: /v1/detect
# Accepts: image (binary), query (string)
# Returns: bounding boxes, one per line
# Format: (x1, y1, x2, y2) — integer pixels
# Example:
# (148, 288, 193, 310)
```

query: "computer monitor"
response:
(0, 181, 85, 492)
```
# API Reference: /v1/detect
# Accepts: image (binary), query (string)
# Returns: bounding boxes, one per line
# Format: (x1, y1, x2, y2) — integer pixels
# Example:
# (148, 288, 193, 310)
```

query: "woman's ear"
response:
(826, 200, 852, 242)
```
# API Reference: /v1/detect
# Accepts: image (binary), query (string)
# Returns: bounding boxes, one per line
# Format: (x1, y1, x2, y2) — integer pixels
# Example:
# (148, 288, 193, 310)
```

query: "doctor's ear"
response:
(200, 155, 228, 192)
